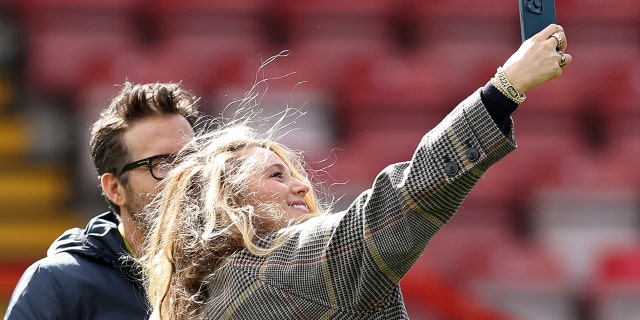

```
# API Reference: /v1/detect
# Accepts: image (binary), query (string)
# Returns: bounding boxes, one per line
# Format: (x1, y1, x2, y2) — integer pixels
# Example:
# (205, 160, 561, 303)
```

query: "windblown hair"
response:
(140, 123, 325, 320)
(89, 81, 201, 214)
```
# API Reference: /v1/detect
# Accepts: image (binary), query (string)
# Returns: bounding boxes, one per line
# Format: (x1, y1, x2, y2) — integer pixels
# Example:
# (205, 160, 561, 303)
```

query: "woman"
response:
(141, 24, 572, 319)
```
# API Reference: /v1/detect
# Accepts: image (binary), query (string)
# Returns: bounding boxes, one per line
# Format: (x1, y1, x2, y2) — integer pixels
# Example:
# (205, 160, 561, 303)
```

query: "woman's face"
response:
(243, 147, 310, 220)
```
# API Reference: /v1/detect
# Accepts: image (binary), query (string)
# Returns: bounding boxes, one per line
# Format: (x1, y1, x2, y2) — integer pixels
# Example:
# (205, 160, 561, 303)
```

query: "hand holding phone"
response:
(519, 0, 557, 42)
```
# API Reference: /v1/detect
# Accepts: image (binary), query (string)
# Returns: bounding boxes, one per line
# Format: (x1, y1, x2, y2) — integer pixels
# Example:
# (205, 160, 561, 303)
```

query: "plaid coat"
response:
(200, 89, 517, 319)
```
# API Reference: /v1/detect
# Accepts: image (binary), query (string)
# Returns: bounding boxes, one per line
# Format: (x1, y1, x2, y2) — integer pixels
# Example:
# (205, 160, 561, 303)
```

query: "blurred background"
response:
(0, 0, 638, 318)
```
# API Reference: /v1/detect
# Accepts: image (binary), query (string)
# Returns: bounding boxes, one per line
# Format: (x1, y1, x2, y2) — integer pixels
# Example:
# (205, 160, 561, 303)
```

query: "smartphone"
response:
(518, 0, 556, 42)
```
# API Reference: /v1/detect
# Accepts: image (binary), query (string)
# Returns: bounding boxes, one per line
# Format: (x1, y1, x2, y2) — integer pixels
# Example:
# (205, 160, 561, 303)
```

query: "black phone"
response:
(518, 0, 556, 42)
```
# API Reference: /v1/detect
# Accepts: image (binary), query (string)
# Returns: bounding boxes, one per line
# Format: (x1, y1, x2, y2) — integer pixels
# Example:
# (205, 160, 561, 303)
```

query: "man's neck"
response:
(117, 222, 135, 255)
(118, 214, 143, 256)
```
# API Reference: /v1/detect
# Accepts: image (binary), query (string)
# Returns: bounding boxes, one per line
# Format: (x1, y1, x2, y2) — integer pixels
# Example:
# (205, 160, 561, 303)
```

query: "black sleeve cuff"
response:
(480, 80, 518, 135)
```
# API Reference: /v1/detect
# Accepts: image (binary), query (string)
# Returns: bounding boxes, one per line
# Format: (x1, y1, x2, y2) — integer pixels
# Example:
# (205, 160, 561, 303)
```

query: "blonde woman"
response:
(140, 24, 571, 320)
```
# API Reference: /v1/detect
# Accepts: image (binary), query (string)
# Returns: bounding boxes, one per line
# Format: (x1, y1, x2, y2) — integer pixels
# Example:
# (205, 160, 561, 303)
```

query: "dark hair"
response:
(89, 81, 201, 214)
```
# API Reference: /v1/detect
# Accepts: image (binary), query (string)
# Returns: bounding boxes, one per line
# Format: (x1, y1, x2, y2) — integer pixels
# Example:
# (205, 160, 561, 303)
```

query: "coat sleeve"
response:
(357, 88, 516, 281)
(4, 261, 69, 320)
(278, 89, 515, 308)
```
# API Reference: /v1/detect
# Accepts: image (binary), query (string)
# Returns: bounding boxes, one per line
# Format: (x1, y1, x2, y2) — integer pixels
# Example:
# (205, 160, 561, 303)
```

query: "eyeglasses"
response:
(121, 154, 177, 181)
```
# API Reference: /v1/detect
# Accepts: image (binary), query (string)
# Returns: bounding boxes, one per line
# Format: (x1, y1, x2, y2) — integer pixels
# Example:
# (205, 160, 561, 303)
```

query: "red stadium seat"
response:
(556, 0, 640, 21)
(20, 0, 138, 94)
(589, 244, 640, 320)
(410, 0, 521, 45)
(280, 0, 396, 41)
(462, 241, 574, 320)
(335, 47, 458, 140)
(155, 0, 265, 36)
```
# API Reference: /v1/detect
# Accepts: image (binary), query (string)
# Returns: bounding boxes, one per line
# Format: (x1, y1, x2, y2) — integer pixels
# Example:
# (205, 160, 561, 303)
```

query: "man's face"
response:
(119, 114, 194, 227)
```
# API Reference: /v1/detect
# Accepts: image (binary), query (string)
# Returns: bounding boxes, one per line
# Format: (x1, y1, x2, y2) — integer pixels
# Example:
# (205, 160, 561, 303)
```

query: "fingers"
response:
(540, 24, 571, 69)
(537, 24, 568, 52)
(550, 32, 567, 51)
(559, 52, 572, 69)
(548, 25, 571, 70)
(539, 24, 564, 40)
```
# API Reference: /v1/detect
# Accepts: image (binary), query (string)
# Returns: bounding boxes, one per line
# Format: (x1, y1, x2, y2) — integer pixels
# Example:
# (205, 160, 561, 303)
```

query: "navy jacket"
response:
(4, 212, 149, 320)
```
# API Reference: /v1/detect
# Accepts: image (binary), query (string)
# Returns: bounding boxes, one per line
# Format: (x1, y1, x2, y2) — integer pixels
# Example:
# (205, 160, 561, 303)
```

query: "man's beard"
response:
(123, 184, 154, 232)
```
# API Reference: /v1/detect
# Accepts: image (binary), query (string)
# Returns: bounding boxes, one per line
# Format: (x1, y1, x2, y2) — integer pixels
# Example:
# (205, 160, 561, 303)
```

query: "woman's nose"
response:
(291, 178, 309, 195)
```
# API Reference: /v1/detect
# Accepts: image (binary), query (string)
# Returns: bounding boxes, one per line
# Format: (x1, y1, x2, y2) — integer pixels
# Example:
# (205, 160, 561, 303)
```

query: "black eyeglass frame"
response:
(120, 154, 176, 181)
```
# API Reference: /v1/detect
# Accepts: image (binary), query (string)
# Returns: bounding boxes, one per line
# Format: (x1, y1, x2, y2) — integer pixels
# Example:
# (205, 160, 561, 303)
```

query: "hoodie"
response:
(4, 212, 149, 320)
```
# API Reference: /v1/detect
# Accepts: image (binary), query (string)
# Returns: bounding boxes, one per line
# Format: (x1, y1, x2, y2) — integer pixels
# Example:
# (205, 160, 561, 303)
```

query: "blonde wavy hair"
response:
(139, 121, 325, 319)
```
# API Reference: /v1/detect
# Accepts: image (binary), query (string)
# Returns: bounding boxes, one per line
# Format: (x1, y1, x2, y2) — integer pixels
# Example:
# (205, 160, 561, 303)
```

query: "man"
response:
(4, 82, 202, 319)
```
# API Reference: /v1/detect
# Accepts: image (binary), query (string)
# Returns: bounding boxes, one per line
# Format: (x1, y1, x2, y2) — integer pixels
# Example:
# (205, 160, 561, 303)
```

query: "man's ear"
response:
(101, 173, 125, 207)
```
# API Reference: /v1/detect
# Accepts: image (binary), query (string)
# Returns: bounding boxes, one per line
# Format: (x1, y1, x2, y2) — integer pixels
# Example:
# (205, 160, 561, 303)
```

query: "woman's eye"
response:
(270, 172, 284, 179)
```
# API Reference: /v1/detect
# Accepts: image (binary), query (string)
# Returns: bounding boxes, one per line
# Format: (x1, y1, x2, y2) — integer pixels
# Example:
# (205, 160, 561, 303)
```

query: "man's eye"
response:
(151, 160, 168, 169)
(151, 156, 175, 168)
(154, 162, 173, 170)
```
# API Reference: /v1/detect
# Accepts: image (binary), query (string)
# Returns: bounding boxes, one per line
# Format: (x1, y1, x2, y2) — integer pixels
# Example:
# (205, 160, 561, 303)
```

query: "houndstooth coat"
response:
(200, 89, 517, 319)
